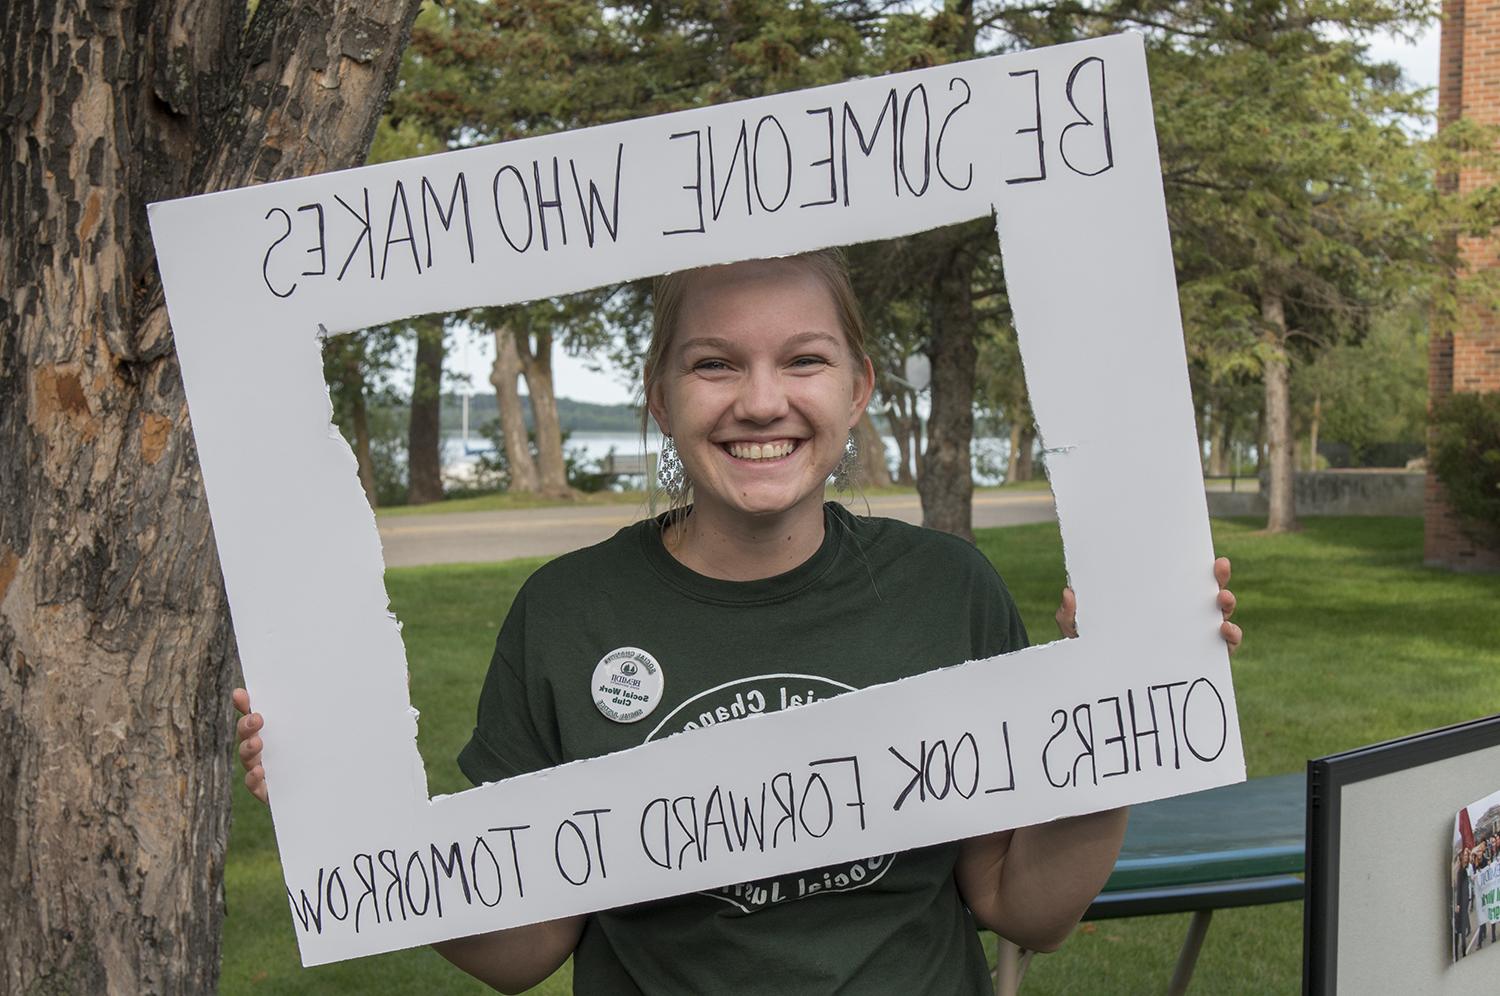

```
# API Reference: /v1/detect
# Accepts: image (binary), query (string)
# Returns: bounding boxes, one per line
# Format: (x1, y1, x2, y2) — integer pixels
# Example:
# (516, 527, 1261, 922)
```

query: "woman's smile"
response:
(722, 439, 801, 461)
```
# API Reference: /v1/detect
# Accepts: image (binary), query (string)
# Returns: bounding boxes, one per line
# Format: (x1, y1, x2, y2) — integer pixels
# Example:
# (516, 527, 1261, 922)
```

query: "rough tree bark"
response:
(514, 329, 572, 498)
(0, 2, 420, 993)
(407, 320, 445, 505)
(854, 410, 893, 488)
(1260, 286, 1299, 532)
(918, 244, 978, 541)
(490, 326, 540, 493)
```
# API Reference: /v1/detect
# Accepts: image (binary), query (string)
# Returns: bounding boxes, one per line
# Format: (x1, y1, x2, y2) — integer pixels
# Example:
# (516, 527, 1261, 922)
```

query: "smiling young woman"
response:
(644, 256, 875, 581)
(235, 248, 1240, 994)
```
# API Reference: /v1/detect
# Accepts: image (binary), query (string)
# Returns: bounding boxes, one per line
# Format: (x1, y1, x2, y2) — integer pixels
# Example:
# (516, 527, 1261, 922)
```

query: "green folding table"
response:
(995, 773, 1306, 995)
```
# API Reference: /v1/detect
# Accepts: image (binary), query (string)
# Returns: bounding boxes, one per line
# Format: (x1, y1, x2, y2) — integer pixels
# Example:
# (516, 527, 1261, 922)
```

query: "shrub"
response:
(1430, 392, 1500, 544)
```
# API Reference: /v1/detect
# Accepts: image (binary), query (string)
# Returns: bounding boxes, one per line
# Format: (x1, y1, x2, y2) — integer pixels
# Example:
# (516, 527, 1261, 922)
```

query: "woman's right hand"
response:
(232, 688, 269, 805)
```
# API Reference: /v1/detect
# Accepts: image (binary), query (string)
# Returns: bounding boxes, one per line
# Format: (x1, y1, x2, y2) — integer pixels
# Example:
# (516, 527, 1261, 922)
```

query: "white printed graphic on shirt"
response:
(646, 674, 896, 914)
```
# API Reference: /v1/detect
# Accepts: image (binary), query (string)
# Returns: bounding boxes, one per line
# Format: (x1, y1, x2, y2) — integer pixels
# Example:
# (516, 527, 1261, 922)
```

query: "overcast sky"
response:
(442, 25, 1440, 407)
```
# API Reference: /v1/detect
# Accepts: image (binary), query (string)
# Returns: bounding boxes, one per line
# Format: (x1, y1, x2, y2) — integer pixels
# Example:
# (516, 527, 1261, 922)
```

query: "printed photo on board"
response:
(1452, 786, 1500, 962)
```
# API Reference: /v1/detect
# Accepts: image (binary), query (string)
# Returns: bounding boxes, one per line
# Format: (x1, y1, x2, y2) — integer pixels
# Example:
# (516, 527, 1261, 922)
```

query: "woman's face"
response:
(649, 259, 874, 527)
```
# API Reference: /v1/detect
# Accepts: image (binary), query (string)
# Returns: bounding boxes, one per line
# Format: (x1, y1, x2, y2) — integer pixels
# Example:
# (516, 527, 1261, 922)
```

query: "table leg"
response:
(993, 938, 1033, 996)
(1166, 909, 1213, 996)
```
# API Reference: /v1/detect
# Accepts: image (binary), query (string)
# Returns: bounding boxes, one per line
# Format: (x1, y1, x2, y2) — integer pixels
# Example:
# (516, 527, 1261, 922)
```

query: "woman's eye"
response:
(791, 355, 829, 368)
(693, 358, 730, 372)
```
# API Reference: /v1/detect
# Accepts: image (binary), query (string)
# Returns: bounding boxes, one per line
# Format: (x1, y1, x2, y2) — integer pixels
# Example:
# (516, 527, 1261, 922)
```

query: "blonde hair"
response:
(640, 249, 871, 517)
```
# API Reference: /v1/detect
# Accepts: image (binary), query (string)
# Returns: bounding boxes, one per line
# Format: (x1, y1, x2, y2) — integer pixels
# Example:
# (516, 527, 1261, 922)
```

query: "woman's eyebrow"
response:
(678, 331, 840, 352)
(784, 331, 842, 348)
(678, 336, 733, 352)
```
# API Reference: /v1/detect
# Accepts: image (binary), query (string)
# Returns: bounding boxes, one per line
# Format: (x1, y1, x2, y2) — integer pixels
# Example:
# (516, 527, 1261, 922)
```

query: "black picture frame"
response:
(1303, 713, 1500, 994)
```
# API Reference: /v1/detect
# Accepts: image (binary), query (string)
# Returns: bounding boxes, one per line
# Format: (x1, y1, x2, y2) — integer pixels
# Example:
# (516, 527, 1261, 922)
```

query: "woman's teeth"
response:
(727, 441, 795, 460)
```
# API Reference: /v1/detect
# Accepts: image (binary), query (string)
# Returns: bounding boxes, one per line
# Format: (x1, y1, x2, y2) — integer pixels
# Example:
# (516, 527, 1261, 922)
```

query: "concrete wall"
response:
(1207, 471, 1424, 518)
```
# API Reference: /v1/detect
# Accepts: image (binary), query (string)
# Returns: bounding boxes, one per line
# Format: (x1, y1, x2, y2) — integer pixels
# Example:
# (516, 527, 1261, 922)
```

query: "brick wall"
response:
(1429, 0, 1500, 571)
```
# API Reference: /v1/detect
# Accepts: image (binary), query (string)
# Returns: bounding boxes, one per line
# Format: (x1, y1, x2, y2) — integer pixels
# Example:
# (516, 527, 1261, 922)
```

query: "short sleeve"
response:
(457, 587, 564, 786)
(972, 555, 1029, 659)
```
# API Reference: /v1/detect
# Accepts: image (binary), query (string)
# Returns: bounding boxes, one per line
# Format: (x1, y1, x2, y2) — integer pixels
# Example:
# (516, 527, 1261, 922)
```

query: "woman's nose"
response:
(734, 364, 790, 423)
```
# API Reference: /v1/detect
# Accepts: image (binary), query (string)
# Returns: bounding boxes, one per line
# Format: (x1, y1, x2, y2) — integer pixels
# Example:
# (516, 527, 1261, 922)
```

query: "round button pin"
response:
(591, 647, 664, 724)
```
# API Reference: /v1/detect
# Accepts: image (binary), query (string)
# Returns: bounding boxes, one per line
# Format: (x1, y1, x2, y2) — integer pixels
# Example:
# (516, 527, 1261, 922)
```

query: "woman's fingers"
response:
(1055, 586, 1079, 639)
(237, 731, 262, 765)
(1221, 620, 1243, 656)
(235, 709, 262, 747)
(232, 686, 270, 804)
(243, 765, 268, 805)
(1213, 556, 1232, 589)
(1213, 557, 1240, 655)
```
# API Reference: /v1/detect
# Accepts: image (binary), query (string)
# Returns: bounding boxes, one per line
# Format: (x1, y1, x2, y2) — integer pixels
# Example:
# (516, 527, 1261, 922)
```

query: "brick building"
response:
(1430, 0, 1500, 571)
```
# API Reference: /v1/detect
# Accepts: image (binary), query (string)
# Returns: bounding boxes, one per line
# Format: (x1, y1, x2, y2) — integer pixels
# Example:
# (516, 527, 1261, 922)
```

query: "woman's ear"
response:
(646, 381, 670, 437)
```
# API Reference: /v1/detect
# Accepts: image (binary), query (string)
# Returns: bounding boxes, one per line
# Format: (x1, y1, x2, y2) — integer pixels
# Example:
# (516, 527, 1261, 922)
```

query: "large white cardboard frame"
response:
(149, 33, 1243, 965)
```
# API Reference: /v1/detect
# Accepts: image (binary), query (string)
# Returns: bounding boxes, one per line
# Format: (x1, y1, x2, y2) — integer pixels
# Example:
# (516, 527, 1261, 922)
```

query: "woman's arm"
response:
(432, 916, 586, 994)
(232, 689, 583, 992)
(954, 809, 1128, 951)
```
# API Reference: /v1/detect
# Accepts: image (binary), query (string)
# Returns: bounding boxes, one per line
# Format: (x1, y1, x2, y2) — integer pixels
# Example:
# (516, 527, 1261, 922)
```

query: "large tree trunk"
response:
(490, 326, 540, 493)
(918, 247, 977, 541)
(1261, 287, 1299, 532)
(515, 329, 572, 498)
(0, 3, 419, 993)
(854, 410, 893, 488)
(407, 320, 445, 505)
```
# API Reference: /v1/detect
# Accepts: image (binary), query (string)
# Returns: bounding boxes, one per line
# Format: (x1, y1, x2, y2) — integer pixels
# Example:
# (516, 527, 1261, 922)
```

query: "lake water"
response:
(445, 430, 1015, 486)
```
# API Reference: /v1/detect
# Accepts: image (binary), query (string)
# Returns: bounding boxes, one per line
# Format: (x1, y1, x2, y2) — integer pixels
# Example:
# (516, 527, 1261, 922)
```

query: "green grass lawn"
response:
(221, 517, 1499, 994)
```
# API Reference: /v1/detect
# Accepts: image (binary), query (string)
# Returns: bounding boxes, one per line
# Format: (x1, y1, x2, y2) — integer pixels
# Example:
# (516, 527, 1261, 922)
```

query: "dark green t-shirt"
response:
(459, 502, 1028, 994)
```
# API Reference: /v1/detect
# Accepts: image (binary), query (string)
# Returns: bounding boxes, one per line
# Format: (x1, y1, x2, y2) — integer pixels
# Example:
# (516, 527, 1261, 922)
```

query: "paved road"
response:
(377, 491, 1059, 567)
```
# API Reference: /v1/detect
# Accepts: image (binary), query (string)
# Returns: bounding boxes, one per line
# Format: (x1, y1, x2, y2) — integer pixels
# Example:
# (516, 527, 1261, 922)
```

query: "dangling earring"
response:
(658, 435, 687, 500)
(831, 433, 858, 492)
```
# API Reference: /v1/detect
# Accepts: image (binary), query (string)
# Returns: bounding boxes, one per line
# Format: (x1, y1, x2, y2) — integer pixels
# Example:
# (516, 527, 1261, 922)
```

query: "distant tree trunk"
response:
(918, 247, 977, 540)
(1016, 425, 1036, 482)
(1255, 404, 1267, 474)
(1006, 422, 1037, 483)
(343, 349, 379, 508)
(515, 329, 571, 497)
(1308, 391, 1322, 472)
(0, 3, 420, 993)
(1196, 397, 1210, 469)
(1208, 408, 1230, 478)
(854, 410, 892, 487)
(407, 321, 445, 505)
(887, 397, 916, 485)
(490, 327, 539, 493)
(1261, 287, 1299, 532)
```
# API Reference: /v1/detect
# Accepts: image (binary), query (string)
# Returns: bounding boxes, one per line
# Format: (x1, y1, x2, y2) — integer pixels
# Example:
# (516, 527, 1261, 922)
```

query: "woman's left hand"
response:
(1055, 556, 1241, 656)
(1213, 557, 1241, 655)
